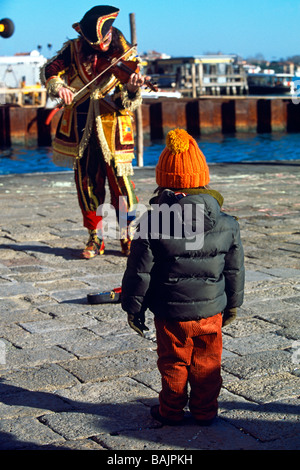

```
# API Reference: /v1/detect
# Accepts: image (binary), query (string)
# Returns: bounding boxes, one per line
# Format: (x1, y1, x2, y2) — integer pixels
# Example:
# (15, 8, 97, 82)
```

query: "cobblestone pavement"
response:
(0, 162, 299, 451)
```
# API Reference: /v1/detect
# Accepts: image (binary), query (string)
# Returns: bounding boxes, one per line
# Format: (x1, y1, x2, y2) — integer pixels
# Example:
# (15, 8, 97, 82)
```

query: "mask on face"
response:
(72, 5, 119, 51)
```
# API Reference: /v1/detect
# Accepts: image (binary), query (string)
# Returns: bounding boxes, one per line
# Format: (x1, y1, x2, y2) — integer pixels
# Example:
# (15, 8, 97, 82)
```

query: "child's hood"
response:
(149, 188, 224, 232)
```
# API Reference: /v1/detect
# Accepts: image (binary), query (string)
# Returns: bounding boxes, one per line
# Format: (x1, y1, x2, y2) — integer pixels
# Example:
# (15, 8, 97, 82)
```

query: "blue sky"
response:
(0, 0, 299, 60)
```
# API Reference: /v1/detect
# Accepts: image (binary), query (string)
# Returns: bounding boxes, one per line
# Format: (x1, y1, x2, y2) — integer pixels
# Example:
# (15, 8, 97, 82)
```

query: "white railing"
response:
(0, 86, 47, 107)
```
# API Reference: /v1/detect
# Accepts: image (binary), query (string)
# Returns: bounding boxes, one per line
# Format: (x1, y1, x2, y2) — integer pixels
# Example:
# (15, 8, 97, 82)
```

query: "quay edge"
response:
(1, 96, 300, 148)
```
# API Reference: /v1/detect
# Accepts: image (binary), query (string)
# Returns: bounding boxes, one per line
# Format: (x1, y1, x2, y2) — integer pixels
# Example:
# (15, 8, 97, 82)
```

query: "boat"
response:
(247, 72, 295, 95)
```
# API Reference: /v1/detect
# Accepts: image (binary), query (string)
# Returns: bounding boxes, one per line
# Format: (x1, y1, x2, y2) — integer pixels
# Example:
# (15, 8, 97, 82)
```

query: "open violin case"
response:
(87, 287, 122, 304)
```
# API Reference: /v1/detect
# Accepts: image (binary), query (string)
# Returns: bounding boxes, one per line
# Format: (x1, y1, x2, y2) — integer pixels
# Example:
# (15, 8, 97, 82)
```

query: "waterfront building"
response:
(143, 54, 248, 97)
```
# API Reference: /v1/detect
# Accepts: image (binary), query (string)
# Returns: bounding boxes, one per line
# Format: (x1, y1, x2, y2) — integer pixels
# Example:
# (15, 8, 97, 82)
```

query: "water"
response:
(1, 133, 300, 175)
(141, 133, 300, 166)
(0, 146, 70, 175)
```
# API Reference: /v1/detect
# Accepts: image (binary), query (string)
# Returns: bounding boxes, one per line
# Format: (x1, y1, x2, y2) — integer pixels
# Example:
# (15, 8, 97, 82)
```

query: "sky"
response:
(0, 0, 299, 61)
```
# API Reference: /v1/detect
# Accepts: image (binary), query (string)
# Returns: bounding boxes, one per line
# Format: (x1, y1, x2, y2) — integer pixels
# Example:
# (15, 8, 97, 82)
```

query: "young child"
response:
(121, 128, 245, 426)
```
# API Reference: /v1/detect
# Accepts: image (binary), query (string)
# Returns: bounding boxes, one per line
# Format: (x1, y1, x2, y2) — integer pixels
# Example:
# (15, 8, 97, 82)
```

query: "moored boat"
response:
(247, 72, 295, 95)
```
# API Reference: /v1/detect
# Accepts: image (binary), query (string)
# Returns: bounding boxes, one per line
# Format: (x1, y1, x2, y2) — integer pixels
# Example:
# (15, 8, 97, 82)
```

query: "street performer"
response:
(40, 5, 146, 258)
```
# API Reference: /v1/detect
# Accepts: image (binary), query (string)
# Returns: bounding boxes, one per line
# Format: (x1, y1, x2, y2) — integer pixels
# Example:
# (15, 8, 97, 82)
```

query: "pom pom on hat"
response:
(156, 128, 210, 188)
(166, 129, 190, 154)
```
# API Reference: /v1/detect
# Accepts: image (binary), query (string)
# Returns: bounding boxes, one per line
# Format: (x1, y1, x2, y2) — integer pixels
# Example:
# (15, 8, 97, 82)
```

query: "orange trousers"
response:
(154, 313, 223, 422)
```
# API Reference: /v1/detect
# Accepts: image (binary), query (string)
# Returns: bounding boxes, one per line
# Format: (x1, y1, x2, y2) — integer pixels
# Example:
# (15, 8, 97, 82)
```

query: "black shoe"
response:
(150, 405, 183, 426)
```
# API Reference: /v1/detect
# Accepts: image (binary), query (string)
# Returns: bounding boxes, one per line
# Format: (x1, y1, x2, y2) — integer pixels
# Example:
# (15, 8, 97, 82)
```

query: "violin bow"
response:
(45, 43, 139, 125)
(73, 44, 138, 102)
(61, 44, 138, 106)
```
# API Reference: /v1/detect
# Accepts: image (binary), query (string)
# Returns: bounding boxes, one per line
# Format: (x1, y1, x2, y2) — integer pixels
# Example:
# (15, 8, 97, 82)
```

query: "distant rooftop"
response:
(0, 50, 46, 64)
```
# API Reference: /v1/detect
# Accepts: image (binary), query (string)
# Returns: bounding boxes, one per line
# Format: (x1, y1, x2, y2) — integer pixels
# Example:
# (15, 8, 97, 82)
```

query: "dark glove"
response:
(222, 307, 237, 327)
(127, 311, 149, 337)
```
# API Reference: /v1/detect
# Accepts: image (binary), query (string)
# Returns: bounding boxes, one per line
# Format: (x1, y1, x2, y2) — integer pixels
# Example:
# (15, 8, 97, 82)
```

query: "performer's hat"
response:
(72, 5, 119, 45)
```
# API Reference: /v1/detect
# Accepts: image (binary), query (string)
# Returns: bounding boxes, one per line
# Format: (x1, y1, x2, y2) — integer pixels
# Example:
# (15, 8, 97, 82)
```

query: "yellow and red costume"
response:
(40, 6, 142, 256)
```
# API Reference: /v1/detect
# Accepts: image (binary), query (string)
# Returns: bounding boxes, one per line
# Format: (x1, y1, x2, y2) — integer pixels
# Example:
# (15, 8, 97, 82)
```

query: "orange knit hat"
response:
(156, 128, 210, 188)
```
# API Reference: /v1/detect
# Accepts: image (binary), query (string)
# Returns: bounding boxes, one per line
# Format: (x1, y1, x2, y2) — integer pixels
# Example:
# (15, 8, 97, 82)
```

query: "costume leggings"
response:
(74, 133, 137, 235)
(154, 313, 223, 422)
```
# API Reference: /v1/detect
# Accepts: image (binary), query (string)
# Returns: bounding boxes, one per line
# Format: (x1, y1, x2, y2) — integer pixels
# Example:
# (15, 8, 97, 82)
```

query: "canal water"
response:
(1, 132, 300, 175)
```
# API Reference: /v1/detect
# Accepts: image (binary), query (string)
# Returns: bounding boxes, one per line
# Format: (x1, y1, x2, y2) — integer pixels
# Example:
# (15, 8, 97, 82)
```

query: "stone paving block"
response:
(35, 279, 88, 292)
(260, 267, 300, 279)
(0, 364, 79, 393)
(133, 369, 162, 394)
(245, 270, 275, 282)
(4, 229, 59, 243)
(39, 404, 155, 441)
(223, 317, 280, 338)
(0, 416, 65, 450)
(2, 344, 75, 371)
(41, 438, 105, 450)
(0, 323, 32, 347)
(93, 416, 262, 451)
(0, 307, 51, 325)
(19, 313, 98, 334)
(224, 372, 300, 403)
(13, 327, 101, 349)
(244, 282, 299, 302)
(88, 320, 133, 337)
(0, 282, 44, 298)
(262, 435, 300, 450)
(221, 370, 240, 386)
(37, 302, 94, 316)
(85, 272, 124, 289)
(222, 332, 291, 355)
(219, 390, 300, 444)
(5, 263, 53, 276)
(55, 377, 156, 407)
(277, 326, 300, 341)
(255, 305, 299, 325)
(47, 288, 98, 303)
(222, 349, 295, 379)
(0, 265, 10, 276)
(283, 295, 300, 306)
(0, 388, 74, 419)
(63, 333, 154, 359)
(20, 293, 58, 307)
(86, 304, 127, 323)
(63, 349, 157, 384)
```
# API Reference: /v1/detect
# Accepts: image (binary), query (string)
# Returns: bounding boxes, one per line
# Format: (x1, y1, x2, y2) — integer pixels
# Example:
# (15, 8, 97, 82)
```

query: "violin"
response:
(45, 44, 157, 125)
(98, 53, 158, 92)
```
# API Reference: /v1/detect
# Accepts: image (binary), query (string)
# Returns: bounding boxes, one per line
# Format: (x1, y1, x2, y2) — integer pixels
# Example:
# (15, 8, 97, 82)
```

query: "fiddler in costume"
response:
(40, 5, 146, 258)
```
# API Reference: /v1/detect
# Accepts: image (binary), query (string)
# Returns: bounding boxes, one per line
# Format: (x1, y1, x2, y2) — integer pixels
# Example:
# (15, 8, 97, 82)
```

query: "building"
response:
(144, 54, 248, 97)
(0, 50, 47, 106)
(0, 50, 46, 88)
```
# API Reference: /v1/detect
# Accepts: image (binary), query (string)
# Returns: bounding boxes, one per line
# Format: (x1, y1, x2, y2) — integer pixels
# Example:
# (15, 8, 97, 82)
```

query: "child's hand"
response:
(222, 307, 237, 327)
(127, 311, 149, 337)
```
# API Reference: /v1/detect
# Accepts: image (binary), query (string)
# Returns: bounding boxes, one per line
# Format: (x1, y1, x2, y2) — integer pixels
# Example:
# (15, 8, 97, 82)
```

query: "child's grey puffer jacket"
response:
(121, 189, 245, 321)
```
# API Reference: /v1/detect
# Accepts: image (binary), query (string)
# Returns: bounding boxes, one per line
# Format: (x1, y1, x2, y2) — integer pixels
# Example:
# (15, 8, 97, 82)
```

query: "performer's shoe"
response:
(120, 238, 131, 256)
(80, 235, 105, 259)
